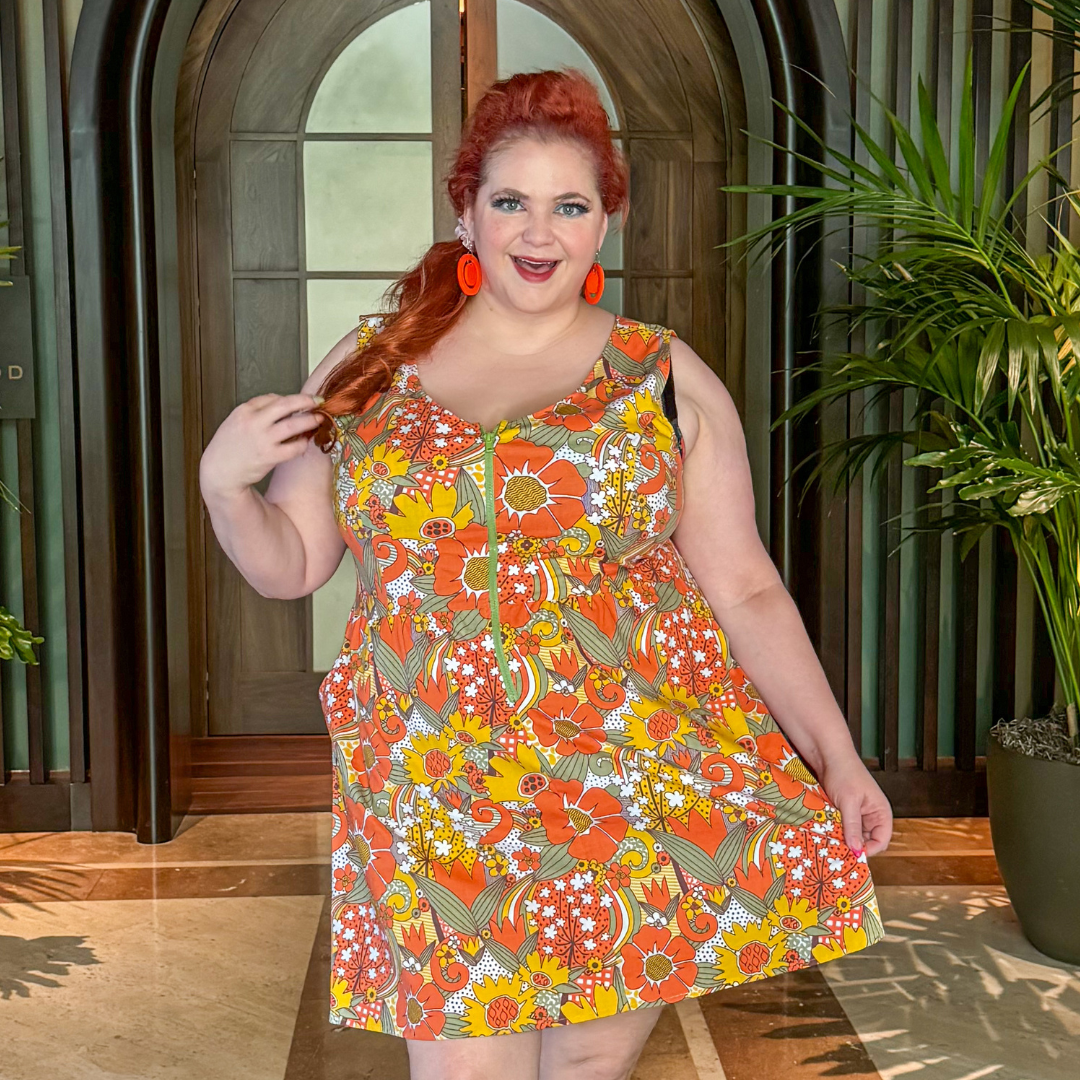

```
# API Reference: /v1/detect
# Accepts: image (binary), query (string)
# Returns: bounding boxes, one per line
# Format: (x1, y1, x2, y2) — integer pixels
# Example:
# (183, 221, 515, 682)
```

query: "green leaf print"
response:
(516, 930, 540, 962)
(552, 751, 590, 783)
(713, 820, 748, 880)
(519, 827, 552, 847)
(561, 604, 622, 668)
(451, 608, 487, 641)
(763, 870, 787, 908)
(485, 940, 522, 975)
(536, 842, 579, 881)
(521, 422, 571, 451)
(730, 886, 772, 921)
(649, 829, 726, 887)
(471, 879, 505, 929)
(418, 875, 480, 935)
(372, 634, 409, 692)
(454, 469, 485, 526)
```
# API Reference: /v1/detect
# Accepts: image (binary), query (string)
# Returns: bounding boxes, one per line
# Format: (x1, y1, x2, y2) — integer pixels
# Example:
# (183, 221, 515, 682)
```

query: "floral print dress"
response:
(319, 313, 885, 1039)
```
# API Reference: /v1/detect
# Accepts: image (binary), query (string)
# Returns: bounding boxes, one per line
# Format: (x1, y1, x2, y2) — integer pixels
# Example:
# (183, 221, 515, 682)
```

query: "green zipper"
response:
(481, 426, 520, 708)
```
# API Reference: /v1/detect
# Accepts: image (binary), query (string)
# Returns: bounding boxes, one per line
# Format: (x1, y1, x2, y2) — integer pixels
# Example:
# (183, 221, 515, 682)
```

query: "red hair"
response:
(312, 68, 629, 452)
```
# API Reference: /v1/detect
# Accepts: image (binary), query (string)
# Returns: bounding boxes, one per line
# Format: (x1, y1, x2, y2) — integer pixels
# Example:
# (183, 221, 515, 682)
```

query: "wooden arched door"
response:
(180, 0, 747, 738)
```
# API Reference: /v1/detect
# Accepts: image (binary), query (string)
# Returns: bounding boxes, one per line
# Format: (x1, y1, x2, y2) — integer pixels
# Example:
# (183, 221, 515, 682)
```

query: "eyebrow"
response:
(494, 188, 593, 202)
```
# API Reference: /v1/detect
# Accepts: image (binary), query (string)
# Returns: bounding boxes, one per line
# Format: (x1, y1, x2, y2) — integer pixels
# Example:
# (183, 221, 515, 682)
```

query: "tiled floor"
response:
(2, 815, 1076, 1080)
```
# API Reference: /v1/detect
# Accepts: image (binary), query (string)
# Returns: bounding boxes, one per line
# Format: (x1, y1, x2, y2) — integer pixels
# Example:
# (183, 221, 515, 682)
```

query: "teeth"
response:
(515, 257, 556, 270)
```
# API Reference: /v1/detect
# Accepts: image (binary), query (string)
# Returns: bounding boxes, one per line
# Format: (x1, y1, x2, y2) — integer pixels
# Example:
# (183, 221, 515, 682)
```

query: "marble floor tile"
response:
(822, 885, 1079, 1080)
(0, 812, 329, 866)
(697, 966, 881, 1079)
(2, 895, 322, 1080)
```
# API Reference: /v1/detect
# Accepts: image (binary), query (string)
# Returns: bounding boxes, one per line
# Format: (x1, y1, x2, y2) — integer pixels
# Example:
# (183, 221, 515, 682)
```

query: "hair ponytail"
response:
(312, 68, 629, 452)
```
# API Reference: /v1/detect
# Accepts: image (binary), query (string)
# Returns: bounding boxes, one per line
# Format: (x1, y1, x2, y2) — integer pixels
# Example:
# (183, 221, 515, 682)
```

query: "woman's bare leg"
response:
(405, 1028, 542, 1080)
(538, 1006, 664, 1080)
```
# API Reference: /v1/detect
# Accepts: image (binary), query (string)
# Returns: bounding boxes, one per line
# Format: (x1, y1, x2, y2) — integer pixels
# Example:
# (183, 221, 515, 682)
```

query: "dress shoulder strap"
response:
(623, 320, 684, 458)
(356, 311, 386, 351)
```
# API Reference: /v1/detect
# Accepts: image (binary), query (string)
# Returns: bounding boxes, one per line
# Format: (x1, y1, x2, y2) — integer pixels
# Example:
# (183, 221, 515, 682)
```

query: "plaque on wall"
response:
(0, 276, 35, 419)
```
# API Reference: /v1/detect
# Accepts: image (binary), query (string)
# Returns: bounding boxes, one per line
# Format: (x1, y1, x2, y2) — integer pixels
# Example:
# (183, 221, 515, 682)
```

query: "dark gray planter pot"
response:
(986, 730, 1080, 964)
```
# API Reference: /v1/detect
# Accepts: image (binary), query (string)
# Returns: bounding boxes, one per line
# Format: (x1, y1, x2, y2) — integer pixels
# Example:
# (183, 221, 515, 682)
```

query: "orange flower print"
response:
(431, 524, 493, 618)
(395, 968, 446, 1039)
(533, 392, 606, 431)
(494, 441, 587, 537)
(620, 925, 697, 1003)
(344, 805, 397, 901)
(534, 778, 628, 861)
(351, 717, 393, 792)
(529, 692, 607, 755)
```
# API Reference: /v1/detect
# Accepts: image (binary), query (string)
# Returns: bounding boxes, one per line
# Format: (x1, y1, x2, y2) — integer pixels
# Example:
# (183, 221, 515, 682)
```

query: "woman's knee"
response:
(405, 1028, 542, 1080)
(539, 1007, 664, 1080)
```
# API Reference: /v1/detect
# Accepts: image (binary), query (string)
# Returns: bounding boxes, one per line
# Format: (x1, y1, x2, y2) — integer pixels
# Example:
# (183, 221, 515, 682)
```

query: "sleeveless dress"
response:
(319, 313, 885, 1039)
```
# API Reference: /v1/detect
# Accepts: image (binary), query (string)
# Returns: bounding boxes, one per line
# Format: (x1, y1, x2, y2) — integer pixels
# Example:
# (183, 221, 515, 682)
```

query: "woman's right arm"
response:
(198, 324, 359, 600)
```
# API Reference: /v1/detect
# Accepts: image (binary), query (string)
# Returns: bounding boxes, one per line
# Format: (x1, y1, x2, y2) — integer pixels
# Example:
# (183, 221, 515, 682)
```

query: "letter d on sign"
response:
(0, 278, 36, 418)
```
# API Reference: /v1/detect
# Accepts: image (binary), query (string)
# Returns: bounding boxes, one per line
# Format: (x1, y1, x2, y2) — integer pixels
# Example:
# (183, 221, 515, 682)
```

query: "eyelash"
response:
(491, 196, 590, 218)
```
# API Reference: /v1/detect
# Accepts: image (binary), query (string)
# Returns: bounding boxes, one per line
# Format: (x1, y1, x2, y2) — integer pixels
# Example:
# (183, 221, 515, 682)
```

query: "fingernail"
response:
(312, 394, 326, 406)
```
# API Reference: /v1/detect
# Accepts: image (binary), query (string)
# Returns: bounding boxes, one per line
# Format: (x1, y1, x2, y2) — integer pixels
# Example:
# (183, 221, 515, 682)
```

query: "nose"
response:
(520, 208, 556, 250)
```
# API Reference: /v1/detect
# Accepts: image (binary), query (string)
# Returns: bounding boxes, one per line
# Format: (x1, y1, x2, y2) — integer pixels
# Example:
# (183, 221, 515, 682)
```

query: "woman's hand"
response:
(199, 391, 324, 504)
(817, 751, 894, 857)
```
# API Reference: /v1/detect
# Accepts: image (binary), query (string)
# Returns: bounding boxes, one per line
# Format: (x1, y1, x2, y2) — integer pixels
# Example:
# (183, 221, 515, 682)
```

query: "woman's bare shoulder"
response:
(666, 334, 744, 458)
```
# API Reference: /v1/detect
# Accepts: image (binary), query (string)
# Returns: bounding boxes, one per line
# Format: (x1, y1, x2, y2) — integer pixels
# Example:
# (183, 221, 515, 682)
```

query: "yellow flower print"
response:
(714, 920, 788, 984)
(486, 742, 551, 804)
(402, 729, 466, 792)
(330, 977, 353, 1010)
(811, 923, 868, 964)
(522, 950, 571, 994)
(766, 896, 821, 935)
(617, 390, 675, 451)
(721, 705, 753, 740)
(447, 710, 491, 748)
(355, 444, 410, 500)
(384, 483, 473, 542)
(461, 974, 537, 1036)
(560, 983, 623, 1023)
(626, 688, 697, 754)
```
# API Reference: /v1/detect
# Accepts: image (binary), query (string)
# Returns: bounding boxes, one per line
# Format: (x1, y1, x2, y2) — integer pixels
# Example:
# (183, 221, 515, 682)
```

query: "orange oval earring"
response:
(583, 252, 605, 304)
(457, 252, 482, 295)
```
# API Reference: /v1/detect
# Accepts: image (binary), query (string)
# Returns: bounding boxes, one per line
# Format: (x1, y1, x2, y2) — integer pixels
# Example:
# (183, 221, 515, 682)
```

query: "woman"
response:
(200, 70, 891, 1080)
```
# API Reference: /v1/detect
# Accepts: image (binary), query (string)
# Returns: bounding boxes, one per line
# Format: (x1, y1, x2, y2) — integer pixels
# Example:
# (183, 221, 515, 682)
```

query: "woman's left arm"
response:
(668, 337, 893, 857)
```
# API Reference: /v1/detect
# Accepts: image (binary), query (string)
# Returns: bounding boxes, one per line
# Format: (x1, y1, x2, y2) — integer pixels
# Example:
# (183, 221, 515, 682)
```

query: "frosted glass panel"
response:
(305, 141, 433, 271)
(307, 3, 432, 133)
(596, 276, 622, 318)
(497, 0, 618, 127)
(599, 212, 623, 271)
(598, 145, 624, 271)
(307, 278, 396, 367)
(313, 556, 357, 671)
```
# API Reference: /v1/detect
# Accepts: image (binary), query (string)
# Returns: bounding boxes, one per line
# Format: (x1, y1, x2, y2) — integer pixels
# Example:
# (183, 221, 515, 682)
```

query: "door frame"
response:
(67, 0, 851, 838)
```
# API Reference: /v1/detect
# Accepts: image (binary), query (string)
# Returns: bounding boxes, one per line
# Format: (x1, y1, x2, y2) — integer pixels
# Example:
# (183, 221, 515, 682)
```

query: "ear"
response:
(597, 210, 610, 255)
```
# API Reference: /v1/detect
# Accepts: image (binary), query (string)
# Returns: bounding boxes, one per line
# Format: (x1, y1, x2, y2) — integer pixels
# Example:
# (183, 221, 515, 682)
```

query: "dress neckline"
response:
(402, 312, 622, 434)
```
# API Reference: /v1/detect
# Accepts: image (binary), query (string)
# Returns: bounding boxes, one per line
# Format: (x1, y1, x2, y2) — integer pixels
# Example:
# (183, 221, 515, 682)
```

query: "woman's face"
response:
(463, 136, 609, 315)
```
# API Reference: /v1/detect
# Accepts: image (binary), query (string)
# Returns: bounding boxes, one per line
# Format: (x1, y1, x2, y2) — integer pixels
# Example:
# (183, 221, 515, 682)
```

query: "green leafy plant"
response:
(721, 51, 1080, 748)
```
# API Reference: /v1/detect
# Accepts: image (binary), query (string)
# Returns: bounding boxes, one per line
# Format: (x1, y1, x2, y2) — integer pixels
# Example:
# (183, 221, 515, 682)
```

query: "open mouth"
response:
(511, 255, 560, 280)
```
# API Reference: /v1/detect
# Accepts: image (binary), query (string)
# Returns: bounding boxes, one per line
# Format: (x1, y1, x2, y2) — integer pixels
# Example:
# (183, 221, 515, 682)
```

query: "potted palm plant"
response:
(721, 52, 1080, 962)
(0, 200, 43, 667)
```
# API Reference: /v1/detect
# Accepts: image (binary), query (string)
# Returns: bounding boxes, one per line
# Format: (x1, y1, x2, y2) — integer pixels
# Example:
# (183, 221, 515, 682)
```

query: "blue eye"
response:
(558, 202, 590, 217)
(492, 196, 522, 212)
